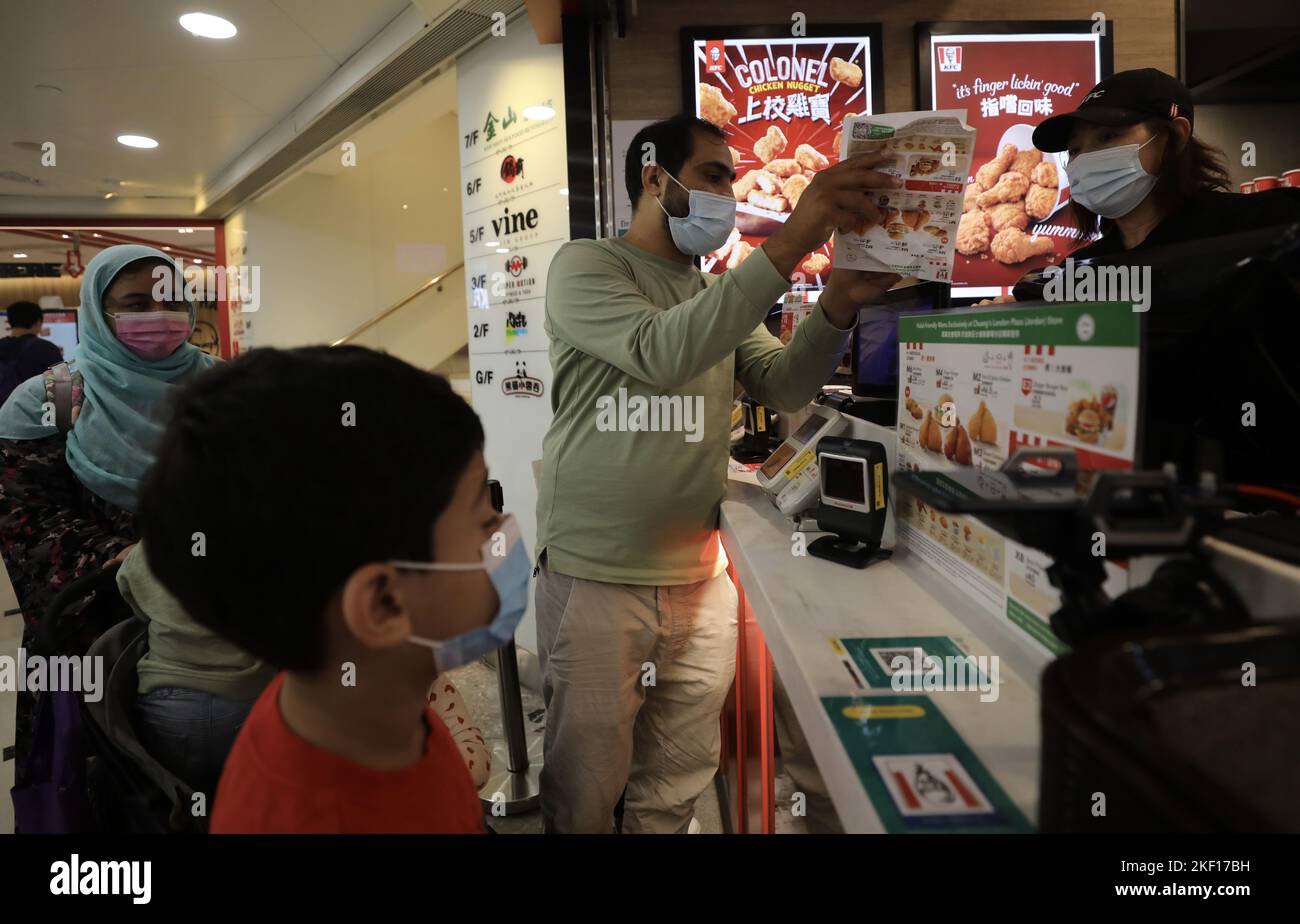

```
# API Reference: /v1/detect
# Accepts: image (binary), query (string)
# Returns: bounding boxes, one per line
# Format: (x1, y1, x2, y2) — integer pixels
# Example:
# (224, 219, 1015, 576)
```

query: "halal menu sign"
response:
(683, 25, 883, 281)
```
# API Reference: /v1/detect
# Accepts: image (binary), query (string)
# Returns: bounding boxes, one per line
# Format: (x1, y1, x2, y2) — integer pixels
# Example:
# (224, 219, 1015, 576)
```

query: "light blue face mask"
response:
(393, 514, 531, 673)
(1066, 135, 1159, 219)
(655, 167, 737, 255)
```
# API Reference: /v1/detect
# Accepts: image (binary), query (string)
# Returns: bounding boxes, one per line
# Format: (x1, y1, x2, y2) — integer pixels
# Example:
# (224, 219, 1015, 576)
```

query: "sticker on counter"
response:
(833, 635, 985, 690)
(821, 694, 1032, 832)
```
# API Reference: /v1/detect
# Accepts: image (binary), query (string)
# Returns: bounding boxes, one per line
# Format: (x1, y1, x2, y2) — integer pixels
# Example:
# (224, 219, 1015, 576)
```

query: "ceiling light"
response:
(13, 253, 28, 258)
(104, 193, 114, 199)
(117, 134, 159, 149)
(61, 234, 69, 239)
(193, 258, 202, 264)
(162, 246, 170, 251)
(93, 233, 101, 238)
(402, 204, 408, 210)
(523, 105, 555, 121)
(179, 12, 237, 39)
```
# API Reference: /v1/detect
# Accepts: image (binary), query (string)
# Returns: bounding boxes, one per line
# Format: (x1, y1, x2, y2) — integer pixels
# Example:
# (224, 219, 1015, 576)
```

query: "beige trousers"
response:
(534, 561, 738, 833)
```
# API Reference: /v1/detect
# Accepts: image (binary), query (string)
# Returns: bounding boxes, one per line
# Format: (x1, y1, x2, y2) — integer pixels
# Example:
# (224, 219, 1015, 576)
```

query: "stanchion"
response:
(479, 480, 541, 815)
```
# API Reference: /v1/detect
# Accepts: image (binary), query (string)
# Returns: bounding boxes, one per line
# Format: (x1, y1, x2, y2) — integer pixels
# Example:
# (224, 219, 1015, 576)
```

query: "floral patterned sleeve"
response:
(0, 434, 136, 630)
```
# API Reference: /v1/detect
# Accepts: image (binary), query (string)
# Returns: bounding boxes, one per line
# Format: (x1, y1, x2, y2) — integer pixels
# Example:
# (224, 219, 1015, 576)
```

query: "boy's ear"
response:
(340, 563, 412, 650)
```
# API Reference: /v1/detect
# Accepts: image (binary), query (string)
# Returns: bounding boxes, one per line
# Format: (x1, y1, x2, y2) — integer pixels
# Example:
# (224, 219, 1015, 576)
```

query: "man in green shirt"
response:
(535, 114, 898, 833)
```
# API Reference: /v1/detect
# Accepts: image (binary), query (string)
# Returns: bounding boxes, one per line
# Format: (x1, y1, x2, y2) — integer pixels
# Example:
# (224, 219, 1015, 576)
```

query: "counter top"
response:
(720, 478, 1049, 833)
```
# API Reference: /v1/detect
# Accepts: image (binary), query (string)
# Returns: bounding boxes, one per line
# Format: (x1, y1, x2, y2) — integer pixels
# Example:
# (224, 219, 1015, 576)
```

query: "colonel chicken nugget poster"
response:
(684, 28, 882, 280)
(921, 27, 1111, 296)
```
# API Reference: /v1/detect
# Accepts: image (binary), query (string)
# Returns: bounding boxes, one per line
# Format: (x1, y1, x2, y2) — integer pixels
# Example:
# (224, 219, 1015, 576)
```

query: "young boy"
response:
(140, 346, 513, 833)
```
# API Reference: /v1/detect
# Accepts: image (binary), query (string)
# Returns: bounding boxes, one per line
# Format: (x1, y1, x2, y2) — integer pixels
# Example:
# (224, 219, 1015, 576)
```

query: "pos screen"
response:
(852, 281, 949, 398)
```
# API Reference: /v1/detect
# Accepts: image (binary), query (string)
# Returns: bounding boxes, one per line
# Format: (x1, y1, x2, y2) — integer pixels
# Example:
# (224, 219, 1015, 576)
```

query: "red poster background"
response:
(930, 37, 1101, 291)
(689, 37, 873, 280)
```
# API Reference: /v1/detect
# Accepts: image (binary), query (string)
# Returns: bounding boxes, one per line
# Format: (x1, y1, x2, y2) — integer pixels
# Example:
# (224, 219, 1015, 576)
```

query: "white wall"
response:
(224, 105, 468, 370)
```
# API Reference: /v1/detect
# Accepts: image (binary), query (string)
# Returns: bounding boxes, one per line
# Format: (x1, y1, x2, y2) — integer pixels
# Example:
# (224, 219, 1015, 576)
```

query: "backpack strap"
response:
(45, 361, 76, 434)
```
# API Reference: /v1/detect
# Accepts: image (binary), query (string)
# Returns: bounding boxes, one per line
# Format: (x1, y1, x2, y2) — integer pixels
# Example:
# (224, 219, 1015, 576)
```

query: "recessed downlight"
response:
(179, 12, 237, 39)
(117, 134, 159, 149)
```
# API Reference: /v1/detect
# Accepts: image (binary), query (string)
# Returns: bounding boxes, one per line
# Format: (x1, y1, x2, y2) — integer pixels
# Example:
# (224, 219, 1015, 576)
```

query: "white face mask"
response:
(1065, 136, 1159, 219)
(654, 168, 737, 255)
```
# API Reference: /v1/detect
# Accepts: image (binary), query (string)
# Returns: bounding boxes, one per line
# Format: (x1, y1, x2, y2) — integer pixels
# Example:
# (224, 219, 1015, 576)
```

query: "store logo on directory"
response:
(506, 254, 528, 277)
(938, 46, 962, 72)
(705, 40, 726, 74)
(505, 310, 528, 343)
(500, 154, 524, 184)
(502, 360, 543, 398)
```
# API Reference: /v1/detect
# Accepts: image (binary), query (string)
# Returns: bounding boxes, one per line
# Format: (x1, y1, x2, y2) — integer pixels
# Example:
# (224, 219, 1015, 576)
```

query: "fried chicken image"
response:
(963, 183, 980, 212)
(782, 173, 810, 207)
(1026, 184, 1057, 220)
(733, 171, 759, 201)
(728, 146, 742, 165)
(829, 56, 863, 87)
(976, 171, 1031, 209)
(1009, 148, 1043, 177)
(725, 240, 755, 270)
(987, 200, 1029, 233)
(753, 170, 782, 194)
(1031, 161, 1058, 187)
(990, 227, 1054, 264)
(956, 209, 992, 255)
(975, 144, 1017, 190)
(832, 130, 842, 160)
(795, 143, 830, 173)
(699, 84, 736, 128)
(901, 209, 931, 230)
(753, 126, 788, 163)
(746, 189, 788, 213)
(764, 158, 802, 178)
(800, 252, 830, 277)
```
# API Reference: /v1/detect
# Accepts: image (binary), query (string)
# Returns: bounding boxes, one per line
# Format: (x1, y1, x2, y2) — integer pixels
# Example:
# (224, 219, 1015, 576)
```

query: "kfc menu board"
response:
(685, 30, 881, 282)
(921, 29, 1109, 296)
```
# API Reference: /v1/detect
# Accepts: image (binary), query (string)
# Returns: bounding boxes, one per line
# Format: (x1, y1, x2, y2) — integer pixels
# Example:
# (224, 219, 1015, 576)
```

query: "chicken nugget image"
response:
(728, 146, 742, 166)
(956, 209, 992, 255)
(829, 56, 863, 87)
(746, 189, 789, 213)
(794, 143, 830, 173)
(710, 227, 741, 264)
(1025, 184, 1057, 221)
(990, 227, 1055, 264)
(1031, 161, 1058, 187)
(733, 170, 760, 202)
(832, 130, 843, 160)
(753, 170, 782, 194)
(699, 83, 736, 128)
(765, 158, 802, 178)
(800, 252, 830, 277)
(987, 200, 1029, 233)
(969, 400, 998, 445)
(901, 209, 928, 230)
(753, 126, 788, 163)
(976, 171, 1031, 209)
(1009, 148, 1043, 177)
(782, 173, 811, 208)
(975, 144, 1018, 190)
(962, 183, 980, 213)
(725, 240, 755, 271)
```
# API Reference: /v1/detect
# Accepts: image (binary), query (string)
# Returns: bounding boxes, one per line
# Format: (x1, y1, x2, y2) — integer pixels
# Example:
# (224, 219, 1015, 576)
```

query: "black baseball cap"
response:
(1032, 68, 1194, 153)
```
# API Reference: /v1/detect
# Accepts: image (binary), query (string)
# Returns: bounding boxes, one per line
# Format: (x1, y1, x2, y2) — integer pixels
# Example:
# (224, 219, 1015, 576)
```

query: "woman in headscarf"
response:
(0, 244, 221, 787)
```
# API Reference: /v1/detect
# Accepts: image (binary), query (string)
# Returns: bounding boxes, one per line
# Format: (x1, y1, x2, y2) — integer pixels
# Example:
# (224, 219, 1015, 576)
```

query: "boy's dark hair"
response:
(6, 301, 43, 329)
(625, 114, 727, 209)
(139, 345, 485, 671)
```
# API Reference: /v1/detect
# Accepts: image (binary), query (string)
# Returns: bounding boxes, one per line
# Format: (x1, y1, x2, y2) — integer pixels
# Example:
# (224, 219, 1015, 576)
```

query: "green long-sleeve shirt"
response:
(536, 236, 852, 585)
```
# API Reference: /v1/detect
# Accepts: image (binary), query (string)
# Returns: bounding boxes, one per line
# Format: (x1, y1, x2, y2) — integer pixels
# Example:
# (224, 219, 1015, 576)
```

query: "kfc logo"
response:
(938, 46, 962, 73)
(1021, 377, 1033, 397)
(705, 40, 726, 75)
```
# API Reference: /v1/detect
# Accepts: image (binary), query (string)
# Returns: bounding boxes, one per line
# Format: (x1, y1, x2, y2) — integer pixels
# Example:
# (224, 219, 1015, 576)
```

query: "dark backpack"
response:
(10, 564, 206, 833)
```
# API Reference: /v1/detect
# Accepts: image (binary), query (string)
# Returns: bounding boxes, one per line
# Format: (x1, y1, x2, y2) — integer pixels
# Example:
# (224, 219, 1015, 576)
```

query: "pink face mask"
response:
(109, 310, 191, 361)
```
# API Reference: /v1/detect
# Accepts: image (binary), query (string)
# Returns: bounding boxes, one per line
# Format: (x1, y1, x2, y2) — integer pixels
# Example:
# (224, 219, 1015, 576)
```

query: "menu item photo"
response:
(684, 27, 883, 281)
(916, 23, 1113, 297)
(832, 110, 976, 283)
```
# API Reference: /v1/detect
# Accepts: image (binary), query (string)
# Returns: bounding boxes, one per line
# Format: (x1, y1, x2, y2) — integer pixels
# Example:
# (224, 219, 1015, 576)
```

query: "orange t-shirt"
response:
(211, 672, 484, 834)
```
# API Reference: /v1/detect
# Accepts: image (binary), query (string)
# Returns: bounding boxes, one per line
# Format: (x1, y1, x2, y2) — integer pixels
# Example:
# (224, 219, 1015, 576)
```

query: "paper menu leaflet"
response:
(832, 110, 976, 283)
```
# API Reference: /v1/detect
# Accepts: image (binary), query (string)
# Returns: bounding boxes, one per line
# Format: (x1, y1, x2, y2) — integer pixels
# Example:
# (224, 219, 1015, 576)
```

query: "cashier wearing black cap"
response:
(1033, 67, 1300, 256)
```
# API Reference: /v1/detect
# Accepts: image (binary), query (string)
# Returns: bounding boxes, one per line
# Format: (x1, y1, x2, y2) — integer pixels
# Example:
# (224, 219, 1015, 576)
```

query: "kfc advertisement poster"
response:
(918, 25, 1113, 296)
(683, 27, 883, 281)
